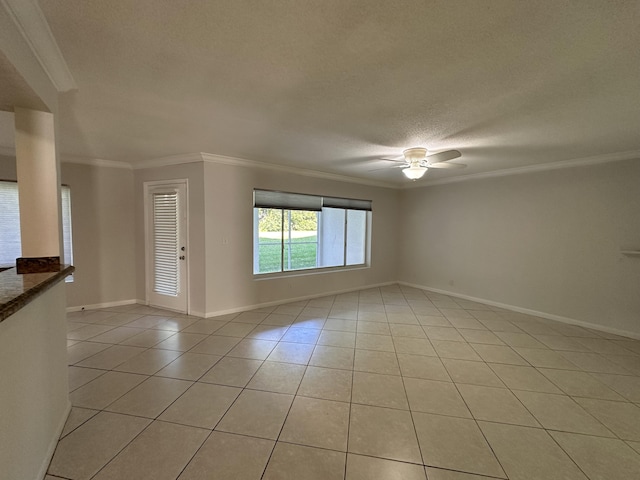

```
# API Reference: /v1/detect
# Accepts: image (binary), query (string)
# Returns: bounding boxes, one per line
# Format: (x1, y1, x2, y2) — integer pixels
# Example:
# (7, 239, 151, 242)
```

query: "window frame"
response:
(0, 179, 74, 282)
(253, 189, 371, 277)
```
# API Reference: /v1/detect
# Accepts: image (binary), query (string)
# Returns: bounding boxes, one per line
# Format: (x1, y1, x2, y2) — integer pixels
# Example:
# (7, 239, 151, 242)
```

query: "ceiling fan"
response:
(377, 147, 466, 180)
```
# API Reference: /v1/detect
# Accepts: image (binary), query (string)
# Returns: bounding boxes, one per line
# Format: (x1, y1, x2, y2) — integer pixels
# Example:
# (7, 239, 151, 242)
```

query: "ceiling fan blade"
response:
(428, 162, 466, 169)
(378, 156, 406, 164)
(339, 155, 392, 166)
(368, 165, 405, 172)
(426, 149, 461, 163)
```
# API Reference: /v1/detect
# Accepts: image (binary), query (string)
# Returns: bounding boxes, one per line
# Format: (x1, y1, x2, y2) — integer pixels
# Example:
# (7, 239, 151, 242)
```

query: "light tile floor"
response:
(47, 285, 640, 479)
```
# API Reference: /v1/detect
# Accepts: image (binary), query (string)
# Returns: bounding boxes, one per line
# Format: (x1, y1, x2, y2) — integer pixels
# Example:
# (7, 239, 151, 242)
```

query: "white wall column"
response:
(14, 107, 61, 258)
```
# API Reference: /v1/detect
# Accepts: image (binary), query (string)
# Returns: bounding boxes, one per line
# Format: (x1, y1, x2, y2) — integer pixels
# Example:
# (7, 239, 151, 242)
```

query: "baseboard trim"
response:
(398, 282, 640, 340)
(204, 281, 397, 319)
(37, 400, 71, 480)
(66, 299, 139, 312)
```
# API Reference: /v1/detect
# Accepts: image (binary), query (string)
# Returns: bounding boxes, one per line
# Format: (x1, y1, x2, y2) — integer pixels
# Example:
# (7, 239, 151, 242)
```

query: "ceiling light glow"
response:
(402, 165, 427, 180)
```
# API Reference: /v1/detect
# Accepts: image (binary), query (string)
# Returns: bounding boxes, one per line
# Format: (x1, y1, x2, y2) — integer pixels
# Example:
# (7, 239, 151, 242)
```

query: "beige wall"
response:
(202, 161, 400, 315)
(5, 152, 637, 337)
(399, 159, 640, 337)
(134, 161, 399, 316)
(0, 155, 137, 308)
(62, 163, 136, 307)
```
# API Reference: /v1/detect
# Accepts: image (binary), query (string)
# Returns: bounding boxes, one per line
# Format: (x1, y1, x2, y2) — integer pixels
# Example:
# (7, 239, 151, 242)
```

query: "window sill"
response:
(253, 264, 369, 281)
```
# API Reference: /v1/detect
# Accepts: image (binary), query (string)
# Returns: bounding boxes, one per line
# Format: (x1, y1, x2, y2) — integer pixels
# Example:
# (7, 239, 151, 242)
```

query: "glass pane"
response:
(318, 207, 345, 267)
(258, 243, 283, 273)
(257, 208, 283, 273)
(346, 210, 366, 265)
(286, 242, 318, 270)
(61, 186, 73, 266)
(284, 209, 318, 271)
(0, 182, 75, 272)
(0, 182, 21, 265)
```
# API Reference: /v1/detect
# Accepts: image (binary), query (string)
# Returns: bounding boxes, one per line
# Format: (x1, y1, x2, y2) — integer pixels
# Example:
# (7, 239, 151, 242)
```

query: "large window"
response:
(253, 189, 371, 275)
(0, 181, 74, 275)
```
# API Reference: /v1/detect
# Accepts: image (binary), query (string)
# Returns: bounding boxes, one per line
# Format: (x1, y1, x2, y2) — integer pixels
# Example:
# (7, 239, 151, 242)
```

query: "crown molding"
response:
(133, 151, 397, 188)
(139, 148, 639, 190)
(9, 144, 635, 188)
(200, 152, 398, 189)
(61, 156, 132, 169)
(1, 0, 77, 92)
(0, 146, 132, 169)
(403, 149, 640, 189)
(132, 152, 205, 170)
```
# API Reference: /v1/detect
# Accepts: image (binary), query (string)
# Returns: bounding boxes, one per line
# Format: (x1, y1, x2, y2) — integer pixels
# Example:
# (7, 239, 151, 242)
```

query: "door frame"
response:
(143, 179, 190, 314)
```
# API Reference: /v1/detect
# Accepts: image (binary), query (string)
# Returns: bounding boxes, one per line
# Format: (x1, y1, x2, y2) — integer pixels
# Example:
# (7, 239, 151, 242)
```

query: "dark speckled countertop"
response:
(0, 264, 75, 322)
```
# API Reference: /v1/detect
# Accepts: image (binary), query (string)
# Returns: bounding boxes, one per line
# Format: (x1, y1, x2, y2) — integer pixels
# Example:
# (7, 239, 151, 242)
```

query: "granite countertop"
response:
(0, 264, 75, 323)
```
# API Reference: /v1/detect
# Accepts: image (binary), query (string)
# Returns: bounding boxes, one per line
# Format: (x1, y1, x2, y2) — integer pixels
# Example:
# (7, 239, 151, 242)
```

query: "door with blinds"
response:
(146, 182, 188, 313)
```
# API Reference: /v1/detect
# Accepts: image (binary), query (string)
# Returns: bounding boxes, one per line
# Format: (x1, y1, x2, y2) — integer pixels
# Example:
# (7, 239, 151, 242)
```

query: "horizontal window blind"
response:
(254, 190, 322, 211)
(153, 192, 179, 296)
(323, 196, 372, 211)
(61, 186, 73, 265)
(0, 181, 74, 273)
(0, 181, 22, 265)
(254, 189, 371, 211)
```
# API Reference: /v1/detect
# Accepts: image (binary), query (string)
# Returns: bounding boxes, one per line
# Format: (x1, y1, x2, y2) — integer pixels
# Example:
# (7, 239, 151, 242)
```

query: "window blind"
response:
(61, 186, 73, 265)
(254, 189, 371, 211)
(0, 181, 22, 265)
(254, 189, 322, 211)
(0, 181, 74, 268)
(153, 192, 180, 296)
(322, 196, 372, 211)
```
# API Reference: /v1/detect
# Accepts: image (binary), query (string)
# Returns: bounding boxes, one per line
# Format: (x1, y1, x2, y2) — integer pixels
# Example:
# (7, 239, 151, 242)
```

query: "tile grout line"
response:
(57, 285, 640, 479)
(546, 428, 593, 480)
(168, 344, 276, 480)
(61, 314, 241, 477)
(258, 296, 317, 480)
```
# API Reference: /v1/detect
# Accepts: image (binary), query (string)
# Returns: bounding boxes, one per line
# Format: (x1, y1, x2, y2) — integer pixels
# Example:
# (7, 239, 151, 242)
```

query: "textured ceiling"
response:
(28, 0, 640, 184)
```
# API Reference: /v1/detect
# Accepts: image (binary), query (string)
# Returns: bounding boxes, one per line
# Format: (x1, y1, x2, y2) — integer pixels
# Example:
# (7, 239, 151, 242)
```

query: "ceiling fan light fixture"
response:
(403, 165, 427, 180)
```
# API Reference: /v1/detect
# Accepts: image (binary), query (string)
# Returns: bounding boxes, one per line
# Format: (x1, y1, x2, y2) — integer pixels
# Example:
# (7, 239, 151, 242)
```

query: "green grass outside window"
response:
(258, 234, 318, 273)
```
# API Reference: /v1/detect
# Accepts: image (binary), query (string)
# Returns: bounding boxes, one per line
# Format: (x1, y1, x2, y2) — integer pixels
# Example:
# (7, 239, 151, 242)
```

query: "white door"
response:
(146, 182, 188, 313)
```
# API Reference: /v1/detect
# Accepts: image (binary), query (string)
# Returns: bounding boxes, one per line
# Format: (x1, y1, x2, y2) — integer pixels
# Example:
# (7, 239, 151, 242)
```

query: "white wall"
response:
(0, 281, 69, 480)
(201, 161, 400, 315)
(399, 159, 640, 337)
(0, 155, 137, 308)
